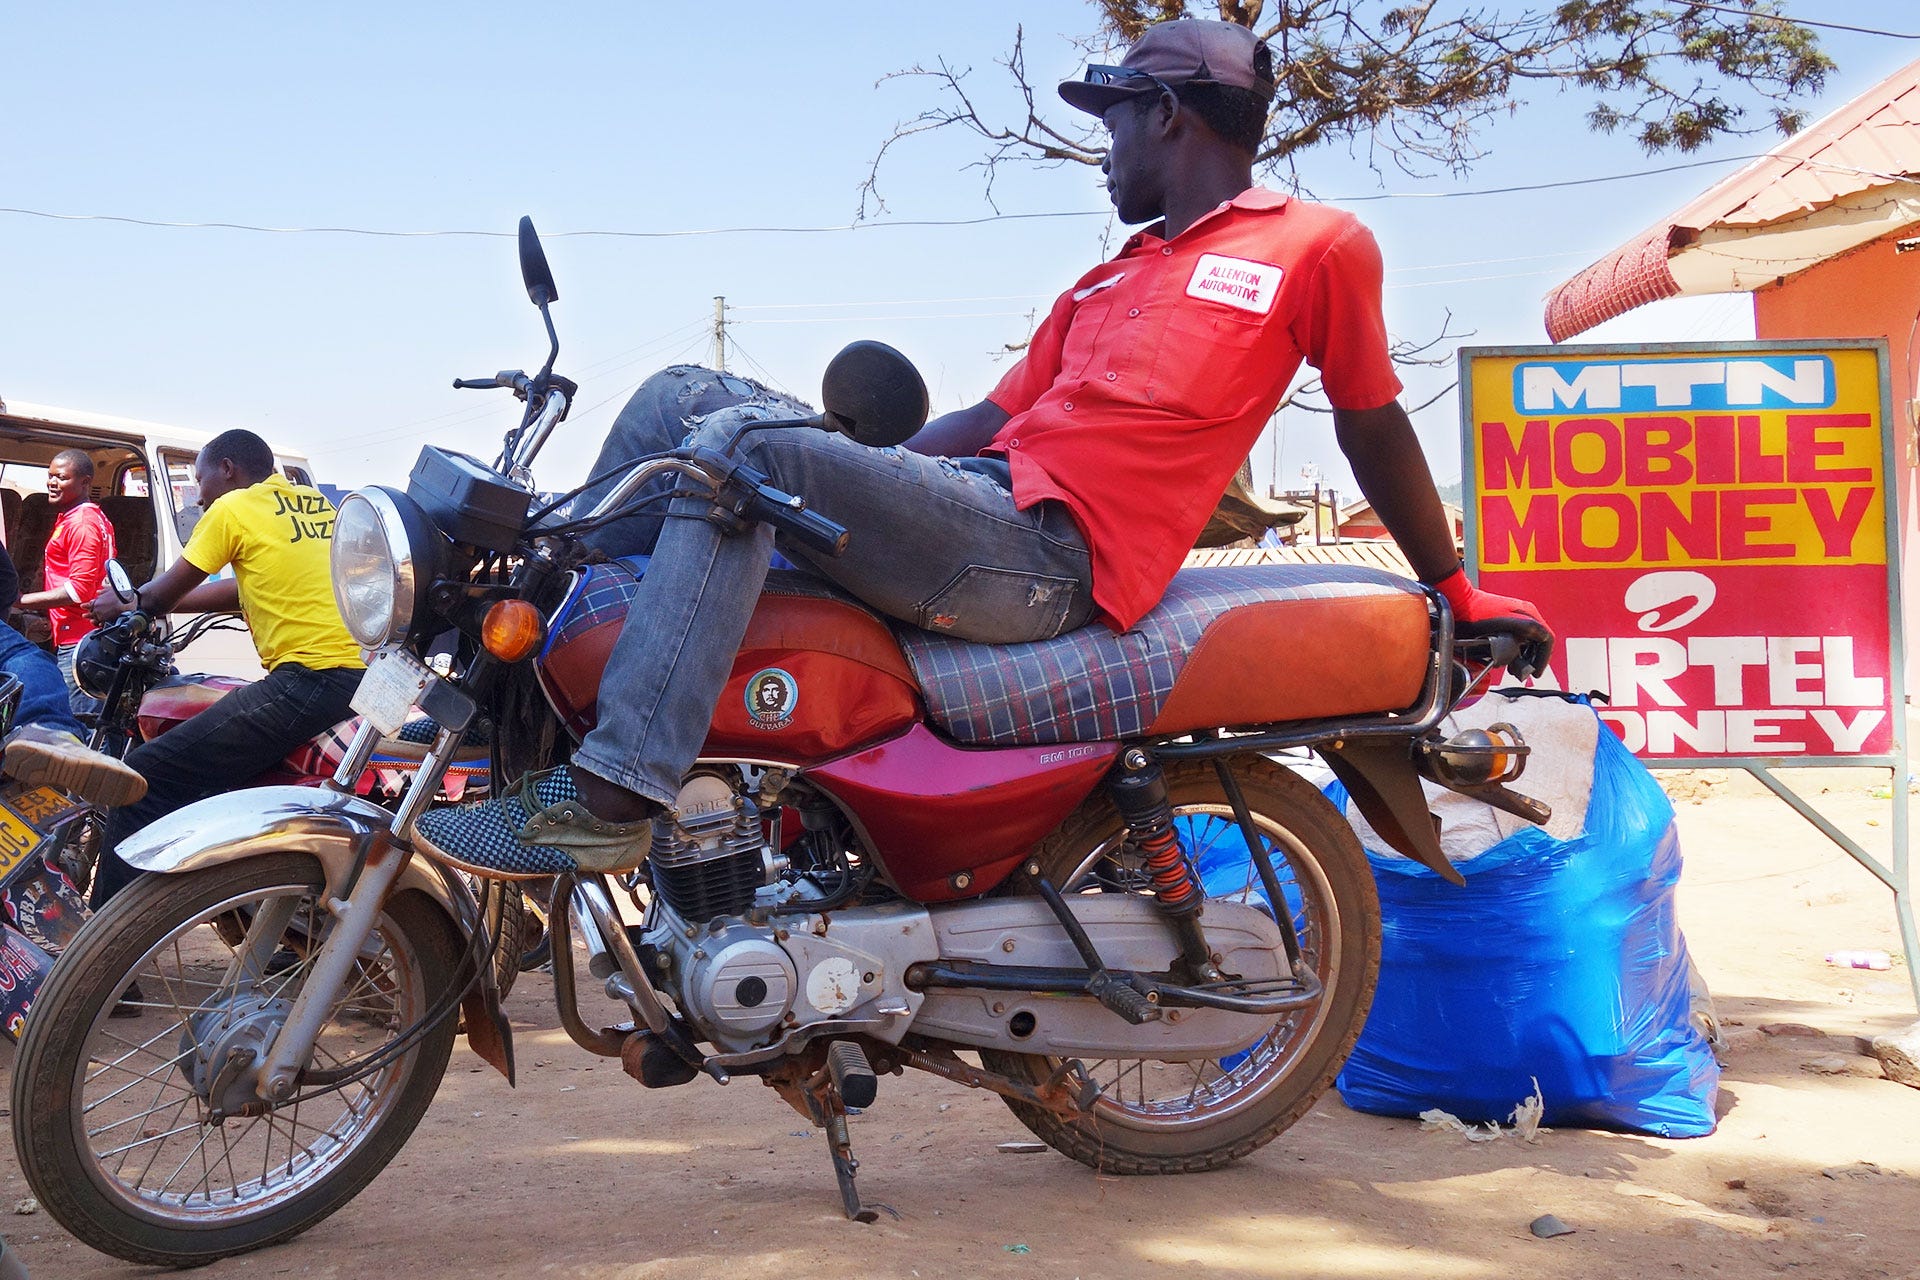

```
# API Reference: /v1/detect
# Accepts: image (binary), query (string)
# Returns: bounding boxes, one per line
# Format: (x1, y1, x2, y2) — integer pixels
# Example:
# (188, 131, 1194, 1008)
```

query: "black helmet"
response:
(73, 624, 134, 700)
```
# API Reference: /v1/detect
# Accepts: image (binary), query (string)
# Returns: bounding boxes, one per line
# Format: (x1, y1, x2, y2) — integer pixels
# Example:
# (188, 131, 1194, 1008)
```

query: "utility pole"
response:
(711, 296, 727, 371)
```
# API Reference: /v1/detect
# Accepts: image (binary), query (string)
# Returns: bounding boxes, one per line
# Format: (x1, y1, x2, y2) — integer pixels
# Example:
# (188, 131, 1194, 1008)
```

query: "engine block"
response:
(647, 902, 938, 1055)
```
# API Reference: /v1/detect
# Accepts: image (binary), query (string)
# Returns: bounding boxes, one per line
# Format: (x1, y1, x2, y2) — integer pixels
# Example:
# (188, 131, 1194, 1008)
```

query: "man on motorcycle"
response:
(85, 430, 365, 905)
(416, 18, 1552, 880)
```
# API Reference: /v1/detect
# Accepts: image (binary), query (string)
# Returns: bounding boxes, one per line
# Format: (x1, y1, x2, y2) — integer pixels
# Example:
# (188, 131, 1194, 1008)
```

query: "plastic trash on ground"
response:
(1328, 691, 1721, 1138)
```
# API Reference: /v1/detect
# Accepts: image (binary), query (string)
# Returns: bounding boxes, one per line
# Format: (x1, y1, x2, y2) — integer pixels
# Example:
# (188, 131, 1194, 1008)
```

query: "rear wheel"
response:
(12, 852, 460, 1267)
(981, 756, 1379, 1174)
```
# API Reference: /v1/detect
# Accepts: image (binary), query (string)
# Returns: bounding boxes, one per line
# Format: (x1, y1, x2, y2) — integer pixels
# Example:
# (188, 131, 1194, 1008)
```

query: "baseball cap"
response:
(1059, 19, 1277, 116)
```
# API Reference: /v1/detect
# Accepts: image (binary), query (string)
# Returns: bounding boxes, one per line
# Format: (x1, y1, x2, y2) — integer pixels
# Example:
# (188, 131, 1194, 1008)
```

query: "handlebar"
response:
(738, 480, 850, 558)
(1453, 633, 1521, 671)
(574, 452, 850, 558)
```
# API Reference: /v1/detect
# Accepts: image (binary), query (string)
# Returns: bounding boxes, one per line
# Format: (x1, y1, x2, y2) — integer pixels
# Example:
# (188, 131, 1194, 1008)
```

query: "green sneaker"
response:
(413, 767, 652, 879)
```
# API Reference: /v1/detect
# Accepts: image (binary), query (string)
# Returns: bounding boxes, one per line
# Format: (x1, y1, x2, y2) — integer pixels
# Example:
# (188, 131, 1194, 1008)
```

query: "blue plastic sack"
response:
(1328, 710, 1720, 1137)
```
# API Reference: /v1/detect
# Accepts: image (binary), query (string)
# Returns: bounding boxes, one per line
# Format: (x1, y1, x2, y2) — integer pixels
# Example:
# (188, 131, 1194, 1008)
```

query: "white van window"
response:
(162, 451, 202, 543)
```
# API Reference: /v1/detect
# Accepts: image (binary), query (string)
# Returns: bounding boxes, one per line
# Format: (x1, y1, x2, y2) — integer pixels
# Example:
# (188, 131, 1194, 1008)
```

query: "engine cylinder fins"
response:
(652, 771, 773, 921)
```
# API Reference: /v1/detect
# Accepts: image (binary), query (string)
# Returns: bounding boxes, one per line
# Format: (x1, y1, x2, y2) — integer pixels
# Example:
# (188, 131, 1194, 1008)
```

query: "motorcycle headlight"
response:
(332, 487, 437, 648)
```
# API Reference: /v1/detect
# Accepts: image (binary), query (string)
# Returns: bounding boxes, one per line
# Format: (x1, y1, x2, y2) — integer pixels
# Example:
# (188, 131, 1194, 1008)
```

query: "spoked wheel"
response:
(12, 852, 461, 1267)
(981, 756, 1380, 1174)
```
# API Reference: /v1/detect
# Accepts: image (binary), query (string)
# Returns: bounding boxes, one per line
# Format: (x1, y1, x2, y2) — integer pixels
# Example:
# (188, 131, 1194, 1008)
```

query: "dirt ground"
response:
(4, 766, 1919, 1280)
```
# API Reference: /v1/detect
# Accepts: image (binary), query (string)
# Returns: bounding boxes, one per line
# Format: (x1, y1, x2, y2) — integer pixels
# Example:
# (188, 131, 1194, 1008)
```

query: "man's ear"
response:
(1153, 89, 1180, 133)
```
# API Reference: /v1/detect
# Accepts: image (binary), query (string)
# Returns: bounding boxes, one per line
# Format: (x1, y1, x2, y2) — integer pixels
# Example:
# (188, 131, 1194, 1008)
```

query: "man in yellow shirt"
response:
(87, 429, 365, 904)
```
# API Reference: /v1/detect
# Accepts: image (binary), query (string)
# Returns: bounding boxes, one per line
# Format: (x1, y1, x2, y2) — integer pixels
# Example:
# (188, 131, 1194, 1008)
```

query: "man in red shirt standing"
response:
(417, 18, 1552, 879)
(17, 449, 116, 716)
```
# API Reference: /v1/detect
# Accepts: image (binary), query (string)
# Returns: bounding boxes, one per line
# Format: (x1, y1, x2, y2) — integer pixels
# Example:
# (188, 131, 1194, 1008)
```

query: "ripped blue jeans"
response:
(568, 365, 1094, 806)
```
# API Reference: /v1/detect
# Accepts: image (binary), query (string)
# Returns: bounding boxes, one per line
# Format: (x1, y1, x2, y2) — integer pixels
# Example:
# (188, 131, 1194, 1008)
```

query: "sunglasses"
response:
(1082, 64, 1175, 97)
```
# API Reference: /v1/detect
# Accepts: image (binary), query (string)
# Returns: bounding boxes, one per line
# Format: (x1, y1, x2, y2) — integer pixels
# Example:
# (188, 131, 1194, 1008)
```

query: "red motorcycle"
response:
(12, 219, 1545, 1267)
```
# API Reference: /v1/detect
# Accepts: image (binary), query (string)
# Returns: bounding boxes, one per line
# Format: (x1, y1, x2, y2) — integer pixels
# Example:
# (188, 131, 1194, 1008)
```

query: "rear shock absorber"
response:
(1106, 750, 1219, 979)
(1106, 749, 1203, 913)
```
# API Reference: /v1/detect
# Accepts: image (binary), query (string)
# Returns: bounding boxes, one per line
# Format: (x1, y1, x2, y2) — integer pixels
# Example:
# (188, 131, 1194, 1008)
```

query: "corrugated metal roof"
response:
(1545, 57, 1920, 341)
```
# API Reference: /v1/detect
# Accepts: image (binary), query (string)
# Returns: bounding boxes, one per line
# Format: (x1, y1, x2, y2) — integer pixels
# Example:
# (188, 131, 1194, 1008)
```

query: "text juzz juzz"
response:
(272, 489, 335, 544)
(1477, 413, 1881, 567)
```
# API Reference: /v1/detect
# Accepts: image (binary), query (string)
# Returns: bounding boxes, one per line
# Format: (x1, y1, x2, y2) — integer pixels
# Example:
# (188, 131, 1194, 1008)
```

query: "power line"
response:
(724, 337, 800, 400)
(738, 311, 1035, 326)
(731, 294, 1049, 311)
(0, 206, 1103, 240)
(310, 315, 710, 454)
(1686, 2, 1919, 39)
(0, 153, 1800, 243)
(1332, 154, 1774, 202)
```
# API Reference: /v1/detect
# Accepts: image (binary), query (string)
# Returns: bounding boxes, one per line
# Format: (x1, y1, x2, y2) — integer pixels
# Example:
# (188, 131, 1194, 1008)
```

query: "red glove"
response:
(1428, 566, 1554, 680)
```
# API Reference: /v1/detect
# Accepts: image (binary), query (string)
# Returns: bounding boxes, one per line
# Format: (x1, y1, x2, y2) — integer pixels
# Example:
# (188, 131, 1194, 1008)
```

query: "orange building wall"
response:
(1754, 233, 1920, 697)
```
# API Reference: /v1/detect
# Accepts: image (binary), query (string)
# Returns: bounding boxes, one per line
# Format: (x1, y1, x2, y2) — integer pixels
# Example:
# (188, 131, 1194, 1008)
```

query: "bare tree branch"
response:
(863, 0, 1832, 209)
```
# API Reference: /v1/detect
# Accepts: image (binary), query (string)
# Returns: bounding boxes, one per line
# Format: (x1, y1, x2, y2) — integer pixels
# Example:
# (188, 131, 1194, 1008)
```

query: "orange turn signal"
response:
(481, 599, 544, 662)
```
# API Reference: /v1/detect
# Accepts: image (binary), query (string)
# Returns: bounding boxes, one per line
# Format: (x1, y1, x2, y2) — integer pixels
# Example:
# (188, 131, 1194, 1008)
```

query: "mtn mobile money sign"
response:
(1461, 341, 1904, 763)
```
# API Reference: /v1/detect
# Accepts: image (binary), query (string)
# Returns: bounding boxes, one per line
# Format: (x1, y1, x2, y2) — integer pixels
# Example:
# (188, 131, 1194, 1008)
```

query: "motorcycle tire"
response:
(474, 876, 529, 997)
(980, 756, 1380, 1175)
(11, 851, 460, 1267)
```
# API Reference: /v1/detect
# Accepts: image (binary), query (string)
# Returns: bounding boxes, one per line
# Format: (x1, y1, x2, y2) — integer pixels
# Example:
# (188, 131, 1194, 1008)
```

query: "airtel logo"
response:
(1624, 571, 1716, 633)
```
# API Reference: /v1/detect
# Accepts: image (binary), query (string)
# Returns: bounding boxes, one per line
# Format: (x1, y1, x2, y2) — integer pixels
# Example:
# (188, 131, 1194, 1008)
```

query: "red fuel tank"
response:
(538, 563, 922, 765)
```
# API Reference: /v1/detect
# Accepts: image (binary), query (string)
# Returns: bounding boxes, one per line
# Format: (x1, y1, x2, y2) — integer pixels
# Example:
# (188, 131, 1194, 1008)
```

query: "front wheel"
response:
(11, 851, 461, 1267)
(982, 756, 1380, 1174)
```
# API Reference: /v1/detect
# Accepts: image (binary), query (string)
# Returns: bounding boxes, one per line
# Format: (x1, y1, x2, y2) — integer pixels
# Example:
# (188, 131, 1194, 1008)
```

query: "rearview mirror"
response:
(518, 216, 558, 308)
(105, 560, 134, 602)
(819, 341, 928, 449)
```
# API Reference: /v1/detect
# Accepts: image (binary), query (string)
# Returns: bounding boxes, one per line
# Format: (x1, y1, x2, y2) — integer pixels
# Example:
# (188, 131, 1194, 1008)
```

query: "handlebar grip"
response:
(741, 485, 850, 558)
(452, 370, 533, 392)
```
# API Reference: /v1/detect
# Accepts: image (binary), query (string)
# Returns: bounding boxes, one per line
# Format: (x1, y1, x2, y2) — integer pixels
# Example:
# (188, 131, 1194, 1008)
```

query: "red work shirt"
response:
(43, 501, 116, 646)
(985, 189, 1402, 631)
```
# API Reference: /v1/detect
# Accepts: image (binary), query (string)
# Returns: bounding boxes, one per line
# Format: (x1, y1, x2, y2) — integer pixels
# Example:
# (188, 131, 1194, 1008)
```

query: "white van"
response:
(0, 398, 321, 679)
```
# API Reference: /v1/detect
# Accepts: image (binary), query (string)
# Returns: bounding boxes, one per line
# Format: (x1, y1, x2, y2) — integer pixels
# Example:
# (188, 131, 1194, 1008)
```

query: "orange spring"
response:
(1136, 826, 1200, 912)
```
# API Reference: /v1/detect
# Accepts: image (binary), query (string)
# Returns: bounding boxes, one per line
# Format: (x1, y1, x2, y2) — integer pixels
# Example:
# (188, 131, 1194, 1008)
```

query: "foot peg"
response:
(1088, 971, 1159, 1024)
(805, 1041, 896, 1223)
(827, 1040, 879, 1109)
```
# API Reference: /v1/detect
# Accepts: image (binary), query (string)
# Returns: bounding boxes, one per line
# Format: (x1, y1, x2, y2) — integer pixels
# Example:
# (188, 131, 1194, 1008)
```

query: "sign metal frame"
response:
(1459, 338, 1916, 1007)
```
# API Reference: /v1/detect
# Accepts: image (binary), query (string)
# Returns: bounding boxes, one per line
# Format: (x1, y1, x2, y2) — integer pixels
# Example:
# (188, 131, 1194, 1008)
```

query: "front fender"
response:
(117, 785, 463, 917)
(116, 784, 517, 1082)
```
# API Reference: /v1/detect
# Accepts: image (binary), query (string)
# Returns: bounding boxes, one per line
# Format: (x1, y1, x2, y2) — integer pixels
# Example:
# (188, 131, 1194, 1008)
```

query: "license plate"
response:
(3, 784, 82, 830)
(0, 802, 44, 882)
(351, 649, 434, 737)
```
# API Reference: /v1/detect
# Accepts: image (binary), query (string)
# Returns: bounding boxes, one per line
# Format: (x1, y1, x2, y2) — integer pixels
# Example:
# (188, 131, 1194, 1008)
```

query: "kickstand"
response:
(803, 1087, 893, 1223)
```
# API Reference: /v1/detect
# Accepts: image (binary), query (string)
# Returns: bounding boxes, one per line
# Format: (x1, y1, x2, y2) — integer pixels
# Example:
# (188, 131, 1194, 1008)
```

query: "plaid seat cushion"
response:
(893, 564, 1428, 746)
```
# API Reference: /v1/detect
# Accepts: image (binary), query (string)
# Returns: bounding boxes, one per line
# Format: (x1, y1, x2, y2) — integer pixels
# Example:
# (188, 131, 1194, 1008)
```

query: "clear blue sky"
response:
(5, 3, 1917, 501)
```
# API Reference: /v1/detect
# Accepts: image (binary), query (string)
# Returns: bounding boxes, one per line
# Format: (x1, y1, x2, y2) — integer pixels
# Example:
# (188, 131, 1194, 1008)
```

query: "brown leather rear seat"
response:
(893, 564, 1433, 746)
